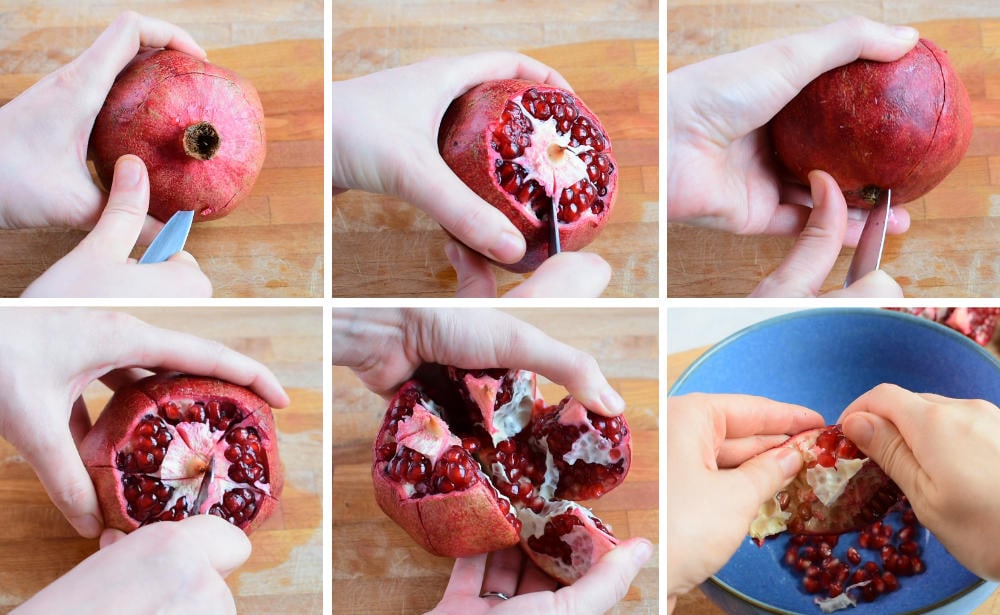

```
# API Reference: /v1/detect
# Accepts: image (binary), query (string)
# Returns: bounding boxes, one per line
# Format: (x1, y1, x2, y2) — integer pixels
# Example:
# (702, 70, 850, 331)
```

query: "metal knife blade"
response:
(194, 456, 215, 511)
(844, 189, 891, 287)
(138, 209, 195, 264)
(548, 197, 561, 257)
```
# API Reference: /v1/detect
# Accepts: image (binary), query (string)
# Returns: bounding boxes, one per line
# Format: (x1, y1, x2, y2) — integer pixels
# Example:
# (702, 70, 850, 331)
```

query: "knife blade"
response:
(194, 456, 215, 512)
(548, 197, 561, 257)
(844, 189, 891, 287)
(138, 209, 195, 264)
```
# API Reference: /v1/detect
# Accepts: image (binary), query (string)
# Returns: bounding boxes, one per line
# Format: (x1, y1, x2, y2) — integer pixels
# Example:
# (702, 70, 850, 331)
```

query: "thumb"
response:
(724, 446, 803, 515)
(79, 154, 150, 259)
(445, 240, 497, 297)
(553, 538, 653, 614)
(175, 515, 252, 576)
(504, 252, 611, 298)
(842, 412, 922, 500)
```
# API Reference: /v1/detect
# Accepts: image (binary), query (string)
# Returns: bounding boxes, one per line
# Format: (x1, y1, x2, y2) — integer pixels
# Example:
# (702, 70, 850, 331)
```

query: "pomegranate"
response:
(888, 307, 1000, 346)
(371, 365, 630, 584)
(438, 79, 617, 272)
(770, 38, 972, 207)
(750, 426, 901, 540)
(79, 373, 282, 534)
(90, 49, 266, 222)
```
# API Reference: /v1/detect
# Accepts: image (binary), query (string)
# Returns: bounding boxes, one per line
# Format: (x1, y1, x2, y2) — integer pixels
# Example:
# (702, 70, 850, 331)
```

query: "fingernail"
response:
(891, 26, 918, 42)
(776, 448, 802, 478)
(115, 156, 143, 188)
(600, 386, 626, 415)
(845, 414, 875, 447)
(488, 230, 525, 263)
(847, 207, 866, 221)
(633, 538, 654, 562)
(73, 513, 102, 538)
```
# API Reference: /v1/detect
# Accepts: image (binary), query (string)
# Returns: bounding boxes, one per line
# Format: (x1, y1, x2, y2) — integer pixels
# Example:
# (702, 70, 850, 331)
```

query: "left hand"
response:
(667, 393, 824, 606)
(426, 539, 652, 615)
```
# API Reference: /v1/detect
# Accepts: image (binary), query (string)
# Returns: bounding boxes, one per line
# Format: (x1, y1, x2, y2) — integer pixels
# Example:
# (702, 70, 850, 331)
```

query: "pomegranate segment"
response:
(888, 307, 1000, 347)
(371, 366, 631, 583)
(439, 79, 618, 272)
(80, 374, 282, 535)
(750, 426, 901, 540)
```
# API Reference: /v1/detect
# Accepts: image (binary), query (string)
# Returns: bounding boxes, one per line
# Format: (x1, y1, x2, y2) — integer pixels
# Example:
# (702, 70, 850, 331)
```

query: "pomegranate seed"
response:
(803, 577, 822, 594)
(791, 534, 809, 546)
(899, 540, 920, 556)
(861, 584, 879, 602)
(882, 571, 899, 592)
(460, 436, 480, 453)
(828, 581, 844, 597)
(864, 561, 881, 575)
(816, 428, 839, 451)
(784, 546, 798, 567)
(375, 442, 396, 462)
(881, 544, 896, 564)
(818, 542, 833, 559)
(898, 526, 916, 542)
(802, 546, 817, 562)
(835, 438, 859, 459)
(846, 546, 861, 565)
(902, 509, 918, 525)
(912, 557, 926, 574)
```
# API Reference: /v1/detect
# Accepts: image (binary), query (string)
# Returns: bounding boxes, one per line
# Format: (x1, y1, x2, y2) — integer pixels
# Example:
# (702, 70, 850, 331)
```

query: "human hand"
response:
(666, 394, 824, 604)
(749, 170, 903, 297)
(0, 308, 290, 538)
(444, 240, 611, 297)
(0, 11, 204, 237)
(22, 155, 211, 297)
(13, 515, 249, 614)
(839, 384, 1000, 580)
(426, 539, 652, 615)
(331, 308, 625, 416)
(331, 52, 572, 266)
(667, 17, 917, 245)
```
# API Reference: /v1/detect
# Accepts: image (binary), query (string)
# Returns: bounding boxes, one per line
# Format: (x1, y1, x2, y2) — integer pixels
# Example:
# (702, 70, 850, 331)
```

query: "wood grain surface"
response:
(667, 1, 1000, 297)
(332, 1, 658, 297)
(666, 314, 1000, 614)
(0, 2, 323, 297)
(0, 307, 323, 614)
(332, 308, 659, 614)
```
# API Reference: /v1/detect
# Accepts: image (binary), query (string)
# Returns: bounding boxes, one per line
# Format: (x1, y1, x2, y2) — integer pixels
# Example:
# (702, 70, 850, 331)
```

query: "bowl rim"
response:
(668, 307, 998, 613)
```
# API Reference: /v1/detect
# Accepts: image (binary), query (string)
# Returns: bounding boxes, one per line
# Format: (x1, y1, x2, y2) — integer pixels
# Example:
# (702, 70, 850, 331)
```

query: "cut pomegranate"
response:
(80, 374, 282, 534)
(439, 79, 617, 272)
(750, 426, 901, 540)
(888, 307, 999, 346)
(371, 365, 630, 584)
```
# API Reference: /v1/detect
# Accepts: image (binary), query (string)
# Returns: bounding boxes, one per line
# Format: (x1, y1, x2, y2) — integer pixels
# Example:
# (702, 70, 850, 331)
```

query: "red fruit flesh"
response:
(439, 79, 617, 272)
(888, 307, 999, 346)
(770, 39, 972, 207)
(80, 374, 282, 534)
(90, 49, 266, 222)
(371, 366, 630, 584)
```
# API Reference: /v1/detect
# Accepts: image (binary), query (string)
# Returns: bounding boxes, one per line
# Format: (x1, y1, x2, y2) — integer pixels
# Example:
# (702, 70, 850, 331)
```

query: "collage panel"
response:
(332, 307, 659, 612)
(0, 2, 323, 298)
(667, 307, 1000, 613)
(0, 307, 322, 612)
(332, 1, 658, 298)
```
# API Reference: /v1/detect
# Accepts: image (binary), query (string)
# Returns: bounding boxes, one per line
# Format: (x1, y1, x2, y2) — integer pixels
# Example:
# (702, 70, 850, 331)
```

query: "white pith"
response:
(509, 95, 593, 217)
(815, 581, 870, 613)
(558, 399, 620, 466)
(516, 500, 608, 581)
(396, 403, 461, 464)
(806, 457, 865, 507)
(491, 371, 536, 445)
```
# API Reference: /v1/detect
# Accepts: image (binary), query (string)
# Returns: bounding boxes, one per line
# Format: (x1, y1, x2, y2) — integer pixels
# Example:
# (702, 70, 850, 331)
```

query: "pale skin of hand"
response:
(0, 308, 290, 538)
(749, 170, 903, 298)
(425, 539, 652, 615)
(22, 155, 212, 298)
(331, 307, 625, 416)
(0, 11, 205, 240)
(13, 515, 250, 614)
(839, 384, 1000, 580)
(331, 52, 573, 265)
(667, 16, 918, 245)
(667, 394, 825, 612)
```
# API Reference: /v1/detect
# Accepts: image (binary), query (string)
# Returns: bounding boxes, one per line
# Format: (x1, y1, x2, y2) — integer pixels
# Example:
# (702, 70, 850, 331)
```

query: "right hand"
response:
(839, 384, 1000, 580)
(13, 515, 249, 614)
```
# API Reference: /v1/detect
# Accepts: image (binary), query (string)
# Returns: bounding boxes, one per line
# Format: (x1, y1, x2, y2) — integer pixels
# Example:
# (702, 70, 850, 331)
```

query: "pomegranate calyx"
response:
(182, 121, 221, 160)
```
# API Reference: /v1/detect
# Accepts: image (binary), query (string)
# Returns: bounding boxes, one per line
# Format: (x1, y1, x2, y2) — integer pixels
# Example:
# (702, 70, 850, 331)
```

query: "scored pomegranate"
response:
(79, 373, 282, 534)
(372, 365, 630, 584)
(888, 307, 1000, 346)
(439, 79, 617, 272)
(90, 49, 266, 222)
(770, 38, 972, 207)
(750, 426, 901, 540)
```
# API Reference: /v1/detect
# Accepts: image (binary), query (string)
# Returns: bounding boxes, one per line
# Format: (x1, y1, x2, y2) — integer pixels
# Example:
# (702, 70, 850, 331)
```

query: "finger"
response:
(717, 434, 795, 468)
(441, 553, 488, 598)
(446, 240, 498, 298)
(841, 411, 925, 502)
(138, 215, 166, 245)
(553, 538, 653, 614)
(751, 170, 846, 297)
(822, 269, 903, 298)
(481, 547, 524, 599)
(517, 556, 560, 594)
(721, 446, 804, 512)
(174, 515, 251, 575)
(24, 424, 103, 538)
(504, 252, 611, 298)
(450, 51, 573, 91)
(697, 394, 825, 439)
(167, 250, 201, 267)
(69, 396, 93, 447)
(766, 194, 910, 247)
(99, 528, 127, 549)
(78, 155, 149, 259)
(99, 367, 157, 391)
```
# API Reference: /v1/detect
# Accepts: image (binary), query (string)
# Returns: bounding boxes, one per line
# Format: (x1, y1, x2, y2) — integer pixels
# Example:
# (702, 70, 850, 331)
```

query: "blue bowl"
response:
(670, 308, 1000, 615)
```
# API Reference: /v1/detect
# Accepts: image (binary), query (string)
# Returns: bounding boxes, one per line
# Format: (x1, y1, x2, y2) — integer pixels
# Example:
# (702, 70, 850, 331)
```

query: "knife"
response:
(548, 197, 561, 257)
(844, 189, 891, 287)
(194, 457, 215, 511)
(138, 210, 195, 264)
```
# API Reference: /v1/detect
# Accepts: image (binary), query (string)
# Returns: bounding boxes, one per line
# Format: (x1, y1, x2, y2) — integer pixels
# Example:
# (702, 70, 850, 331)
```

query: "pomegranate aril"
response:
(375, 442, 396, 462)
(784, 546, 798, 567)
(122, 474, 173, 522)
(525, 513, 583, 566)
(846, 546, 862, 565)
(897, 526, 916, 542)
(882, 571, 899, 592)
(912, 557, 926, 574)
(816, 451, 837, 468)
(899, 540, 919, 556)
(902, 509, 918, 526)
(828, 581, 844, 598)
(210, 487, 260, 525)
(558, 180, 597, 222)
(816, 428, 839, 451)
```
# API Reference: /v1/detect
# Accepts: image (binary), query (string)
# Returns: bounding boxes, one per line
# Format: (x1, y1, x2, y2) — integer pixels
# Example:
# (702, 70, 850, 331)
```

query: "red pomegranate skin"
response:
(79, 373, 282, 535)
(90, 49, 266, 222)
(439, 79, 617, 272)
(770, 39, 972, 207)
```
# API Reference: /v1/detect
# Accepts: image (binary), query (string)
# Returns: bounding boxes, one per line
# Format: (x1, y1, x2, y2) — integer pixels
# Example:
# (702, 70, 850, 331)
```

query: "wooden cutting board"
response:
(332, 308, 659, 613)
(667, 12, 1000, 297)
(0, 308, 323, 613)
(0, 37, 323, 298)
(667, 333, 1000, 614)
(331, 38, 658, 297)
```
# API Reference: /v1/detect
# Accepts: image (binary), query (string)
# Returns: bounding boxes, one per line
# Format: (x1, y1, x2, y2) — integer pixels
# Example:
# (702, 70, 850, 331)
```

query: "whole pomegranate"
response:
(90, 49, 266, 222)
(372, 365, 631, 584)
(79, 373, 282, 534)
(439, 79, 617, 272)
(770, 39, 972, 207)
(750, 425, 900, 541)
